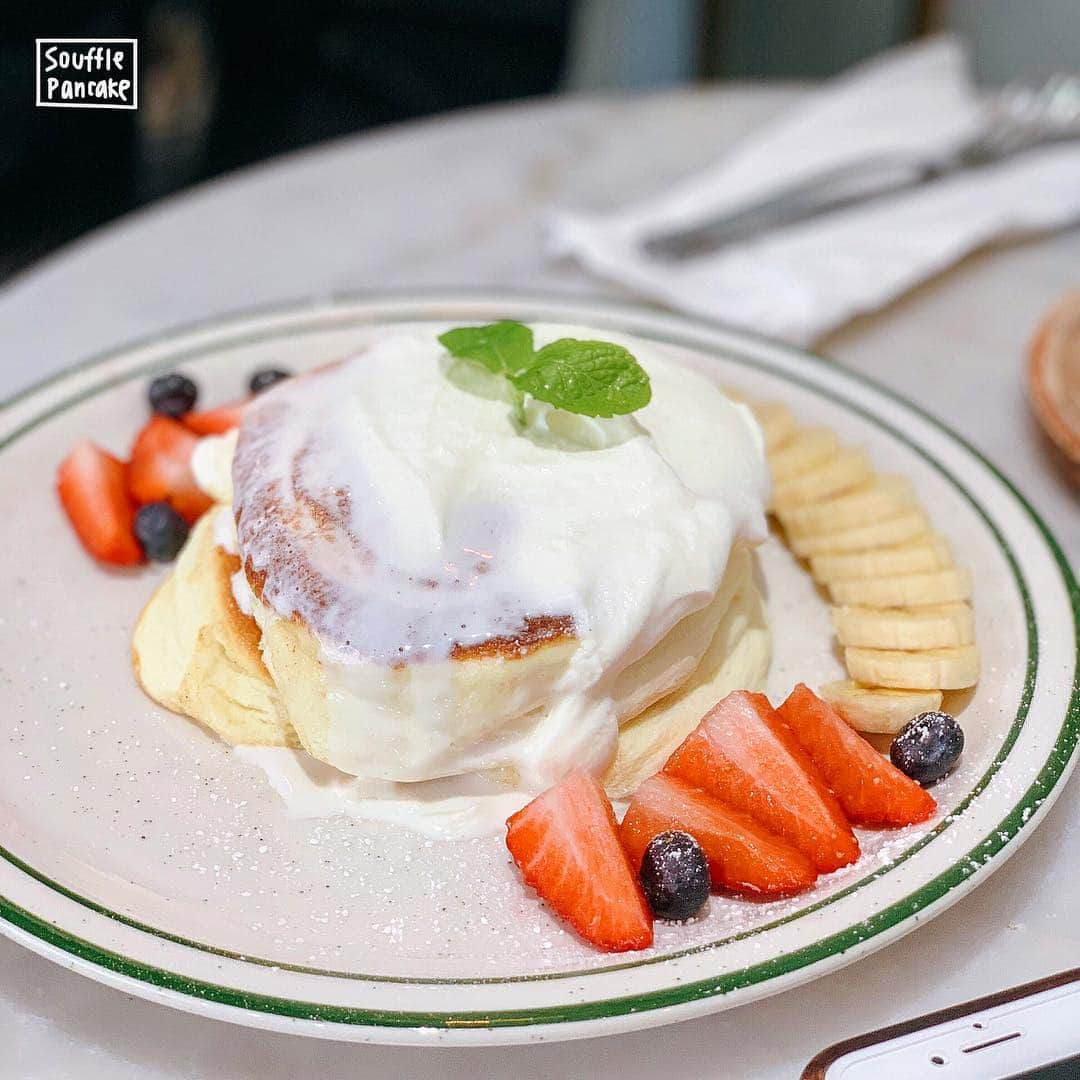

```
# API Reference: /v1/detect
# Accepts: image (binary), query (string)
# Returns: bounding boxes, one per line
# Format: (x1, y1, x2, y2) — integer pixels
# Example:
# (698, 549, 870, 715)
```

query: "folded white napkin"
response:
(550, 37, 1080, 345)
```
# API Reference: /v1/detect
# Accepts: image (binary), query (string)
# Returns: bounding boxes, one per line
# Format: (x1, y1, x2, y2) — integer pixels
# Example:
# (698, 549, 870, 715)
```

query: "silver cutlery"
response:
(643, 73, 1080, 261)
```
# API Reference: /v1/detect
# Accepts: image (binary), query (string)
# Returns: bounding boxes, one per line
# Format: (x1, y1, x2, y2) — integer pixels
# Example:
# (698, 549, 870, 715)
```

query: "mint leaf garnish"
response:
(438, 321, 651, 421)
(438, 321, 534, 379)
(516, 338, 651, 418)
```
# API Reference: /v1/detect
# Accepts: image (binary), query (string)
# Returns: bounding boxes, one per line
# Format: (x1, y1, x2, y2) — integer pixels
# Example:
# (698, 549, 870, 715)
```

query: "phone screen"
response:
(1007, 1054, 1080, 1080)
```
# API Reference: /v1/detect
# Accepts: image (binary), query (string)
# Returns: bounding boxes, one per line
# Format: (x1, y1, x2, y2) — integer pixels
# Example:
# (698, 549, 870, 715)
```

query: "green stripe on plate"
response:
(0, 296, 1075, 1029)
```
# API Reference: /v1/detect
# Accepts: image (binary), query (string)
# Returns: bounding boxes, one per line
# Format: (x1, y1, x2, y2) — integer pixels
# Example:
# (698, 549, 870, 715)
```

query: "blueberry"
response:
(249, 368, 291, 395)
(639, 830, 710, 922)
(891, 711, 964, 786)
(148, 373, 198, 417)
(134, 502, 190, 562)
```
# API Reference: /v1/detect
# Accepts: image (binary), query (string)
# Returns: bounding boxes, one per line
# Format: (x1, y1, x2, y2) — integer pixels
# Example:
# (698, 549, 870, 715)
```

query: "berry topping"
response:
(148, 373, 198, 418)
(249, 368, 291, 394)
(638, 830, 710, 921)
(128, 415, 213, 523)
(183, 400, 248, 435)
(56, 441, 143, 566)
(620, 773, 817, 897)
(506, 770, 653, 952)
(891, 711, 964, 786)
(778, 684, 936, 827)
(134, 501, 190, 562)
(664, 691, 859, 873)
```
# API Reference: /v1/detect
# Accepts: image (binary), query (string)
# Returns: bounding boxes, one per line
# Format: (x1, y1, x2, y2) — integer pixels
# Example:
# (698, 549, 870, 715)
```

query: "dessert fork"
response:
(644, 73, 1080, 261)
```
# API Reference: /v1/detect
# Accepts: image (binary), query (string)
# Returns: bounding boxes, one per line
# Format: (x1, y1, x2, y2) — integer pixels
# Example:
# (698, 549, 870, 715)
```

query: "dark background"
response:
(4, 0, 1076, 280)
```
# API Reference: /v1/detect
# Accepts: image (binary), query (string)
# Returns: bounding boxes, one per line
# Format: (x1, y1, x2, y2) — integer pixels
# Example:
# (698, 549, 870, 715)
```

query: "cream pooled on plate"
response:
(180, 323, 770, 834)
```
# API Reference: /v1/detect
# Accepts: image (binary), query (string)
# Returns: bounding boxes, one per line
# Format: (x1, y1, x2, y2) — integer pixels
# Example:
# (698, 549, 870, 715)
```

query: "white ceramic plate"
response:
(0, 294, 1076, 1046)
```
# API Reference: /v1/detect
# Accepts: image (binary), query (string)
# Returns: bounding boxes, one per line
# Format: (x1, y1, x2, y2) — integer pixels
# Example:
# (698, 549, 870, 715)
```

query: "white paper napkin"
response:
(550, 37, 1080, 345)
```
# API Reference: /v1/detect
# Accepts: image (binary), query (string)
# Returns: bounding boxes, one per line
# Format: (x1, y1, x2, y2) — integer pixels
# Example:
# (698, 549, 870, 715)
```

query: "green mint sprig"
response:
(438, 320, 651, 423)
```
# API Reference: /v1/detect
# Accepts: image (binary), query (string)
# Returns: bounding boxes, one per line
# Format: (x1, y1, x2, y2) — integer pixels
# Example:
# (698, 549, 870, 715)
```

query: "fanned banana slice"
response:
(772, 447, 874, 510)
(832, 602, 975, 650)
(768, 427, 840, 484)
(745, 392, 981, 706)
(778, 476, 914, 537)
(809, 536, 952, 584)
(751, 403, 798, 451)
(845, 644, 981, 690)
(819, 680, 944, 734)
(789, 509, 930, 559)
(830, 567, 972, 609)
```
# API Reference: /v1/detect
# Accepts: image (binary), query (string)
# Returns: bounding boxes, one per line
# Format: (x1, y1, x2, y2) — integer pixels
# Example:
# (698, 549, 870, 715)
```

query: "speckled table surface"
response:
(1, 86, 1077, 1078)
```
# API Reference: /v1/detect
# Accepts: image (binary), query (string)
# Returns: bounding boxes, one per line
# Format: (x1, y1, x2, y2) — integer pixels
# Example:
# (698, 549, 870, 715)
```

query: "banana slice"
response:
(819, 680, 944, 734)
(809, 536, 953, 584)
(778, 476, 914, 537)
(751, 403, 798, 451)
(832, 602, 975, 650)
(768, 427, 841, 484)
(751, 398, 980, 702)
(845, 644, 981, 690)
(789, 509, 930, 559)
(772, 448, 874, 510)
(830, 567, 971, 609)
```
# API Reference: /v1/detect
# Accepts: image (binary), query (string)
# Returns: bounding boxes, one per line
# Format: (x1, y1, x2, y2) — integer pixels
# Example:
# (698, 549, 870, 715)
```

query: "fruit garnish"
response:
(182, 400, 248, 436)
(128, 415, 213, 523)
(777, 684, 936, 827)
(779, 475, 913, 535)
(1027, 290, 1080, 465)
(134, 501, 190, 562)
(637, 831, 710, 922)
(788, 508, 931, 560)
(505, 770, 653, 952)
(744, 394, 980, 709)
(818, 681, 943, 735)
(891, 711, 965, 786)
(845, 644, 980, 691)
(56, 441, 143, 566)
(767, 426, 839, 484)
(249, 368, 292, 394)
(663, 691, 859, 873)
(829, 567, 972, 609)
(772, 447, 873, 510)
(148, 373, 198, 418)
(809, 536, 953, 586)
(832, 603, 974, 651)
(620, 773, 817, 897)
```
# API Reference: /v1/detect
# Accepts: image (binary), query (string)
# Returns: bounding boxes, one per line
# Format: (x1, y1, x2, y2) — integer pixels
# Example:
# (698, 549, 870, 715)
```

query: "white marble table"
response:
(2, 86, 1077, 1078)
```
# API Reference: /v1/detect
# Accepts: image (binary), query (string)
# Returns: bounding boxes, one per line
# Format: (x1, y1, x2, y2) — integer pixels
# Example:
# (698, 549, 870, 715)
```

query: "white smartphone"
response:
(803, 969, 1080, 1080)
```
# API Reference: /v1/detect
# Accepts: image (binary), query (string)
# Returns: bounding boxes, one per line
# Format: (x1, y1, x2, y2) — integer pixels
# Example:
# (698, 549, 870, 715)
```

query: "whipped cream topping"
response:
(225, 324, 768, 788)
(233, 745, 534, 839)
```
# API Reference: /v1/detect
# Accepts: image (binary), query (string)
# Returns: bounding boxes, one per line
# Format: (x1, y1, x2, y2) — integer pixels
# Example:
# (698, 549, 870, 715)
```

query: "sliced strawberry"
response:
(56, 441, 143, 566)
(778, 684, 937, 827)
(664, 691, 859, 873)
(506, 770, 653, 952)
(128, 415, 213, 523)
(182, 399, 248, 436)
(620, 774, 817, 897)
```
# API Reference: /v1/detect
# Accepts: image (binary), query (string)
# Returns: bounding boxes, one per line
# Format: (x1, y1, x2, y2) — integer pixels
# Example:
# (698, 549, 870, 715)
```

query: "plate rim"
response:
(1, 289, 1077, 1040)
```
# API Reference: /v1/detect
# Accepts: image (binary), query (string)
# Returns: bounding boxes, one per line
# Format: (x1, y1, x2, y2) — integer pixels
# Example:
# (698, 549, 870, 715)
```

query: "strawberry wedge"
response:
(778, 684, 937, 827)
(183, 399, 248, 436)
(506, 770, 653, 952)
(620, 774, 817, 897)
(56, 441, 143, 566)
(664, 691, 859, 873)
(128, 415, 213, 523)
